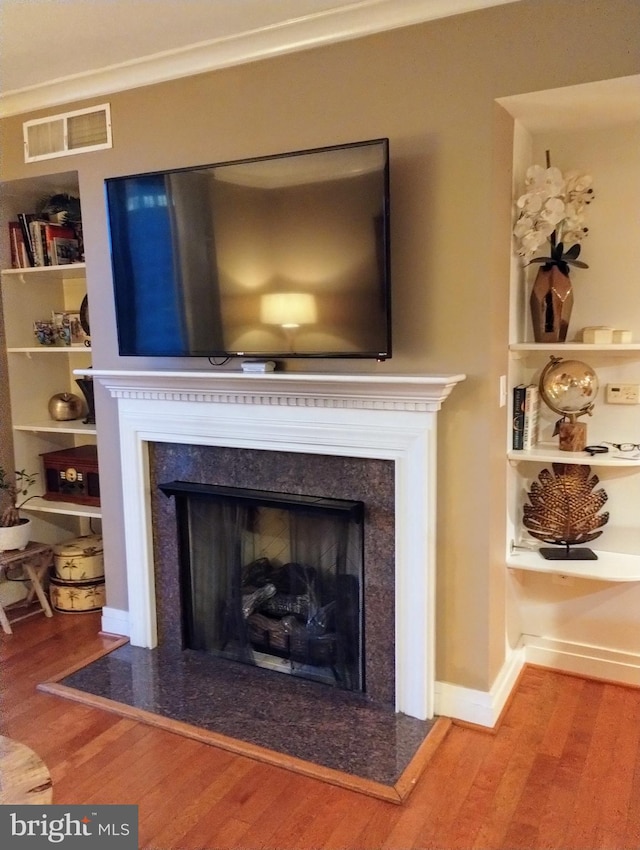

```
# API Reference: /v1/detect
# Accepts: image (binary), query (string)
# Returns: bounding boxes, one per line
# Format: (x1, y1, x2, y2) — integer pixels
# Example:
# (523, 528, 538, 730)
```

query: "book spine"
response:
(28, 220, 49, 266)
(512, 384, 526, 450)
(522, 385, 540, 450)
(17, 213, 35, 266)
(8, 222, 22, 268)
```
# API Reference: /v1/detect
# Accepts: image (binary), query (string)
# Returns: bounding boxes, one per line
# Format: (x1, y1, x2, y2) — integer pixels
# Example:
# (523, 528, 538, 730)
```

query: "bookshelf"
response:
(1, 172, 101, 546)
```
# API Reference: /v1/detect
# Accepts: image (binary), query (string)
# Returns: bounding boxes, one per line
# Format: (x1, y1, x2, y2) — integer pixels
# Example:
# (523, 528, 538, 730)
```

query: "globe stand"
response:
(558, 421, 587, 452)
(540, 544, 598, 561)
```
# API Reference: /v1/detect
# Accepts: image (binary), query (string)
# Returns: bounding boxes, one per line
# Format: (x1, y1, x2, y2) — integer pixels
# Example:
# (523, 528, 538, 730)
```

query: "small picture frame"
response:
(52, 310, 88, 347)
(52, 311, 71, 346)
(66, 310, 88, 346)
(51, 236, 80, 265)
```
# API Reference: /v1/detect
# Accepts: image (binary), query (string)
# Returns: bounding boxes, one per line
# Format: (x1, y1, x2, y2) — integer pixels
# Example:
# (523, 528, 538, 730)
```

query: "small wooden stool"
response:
(0, 542, 54, 634)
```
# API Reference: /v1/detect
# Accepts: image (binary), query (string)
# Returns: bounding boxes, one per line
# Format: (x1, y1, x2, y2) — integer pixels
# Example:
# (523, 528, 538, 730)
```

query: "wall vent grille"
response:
(24, 104, 112, 162)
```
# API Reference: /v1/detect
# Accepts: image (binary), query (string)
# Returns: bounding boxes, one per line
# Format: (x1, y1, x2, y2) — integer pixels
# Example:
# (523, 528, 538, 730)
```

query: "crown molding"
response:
(0, 0, 517, 118)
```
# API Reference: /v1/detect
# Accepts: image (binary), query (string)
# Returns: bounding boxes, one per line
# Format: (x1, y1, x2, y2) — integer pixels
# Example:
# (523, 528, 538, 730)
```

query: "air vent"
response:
(23, 104, 112, 162)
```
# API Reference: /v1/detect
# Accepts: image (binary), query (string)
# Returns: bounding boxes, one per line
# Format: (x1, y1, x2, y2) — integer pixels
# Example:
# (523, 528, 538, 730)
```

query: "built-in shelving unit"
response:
(1, 172, 100, 546)
(505, 85, 640, 587)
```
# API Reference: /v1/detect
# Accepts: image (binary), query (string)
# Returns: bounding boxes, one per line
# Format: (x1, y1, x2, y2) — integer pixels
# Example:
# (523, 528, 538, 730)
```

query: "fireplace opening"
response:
(159, 481, 365, 692)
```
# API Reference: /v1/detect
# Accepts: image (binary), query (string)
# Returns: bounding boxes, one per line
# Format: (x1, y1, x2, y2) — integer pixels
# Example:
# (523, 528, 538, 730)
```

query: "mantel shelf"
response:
(507, 549, 640, 582)
(508, 443, 640, 467)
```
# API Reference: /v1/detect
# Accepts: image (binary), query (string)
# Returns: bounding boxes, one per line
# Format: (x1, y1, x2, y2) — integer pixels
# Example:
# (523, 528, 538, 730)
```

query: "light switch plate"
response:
(606, 383, 640, 404)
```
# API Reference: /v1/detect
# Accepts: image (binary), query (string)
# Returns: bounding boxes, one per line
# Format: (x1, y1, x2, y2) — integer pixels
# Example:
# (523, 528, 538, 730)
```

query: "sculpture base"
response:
(540, 547, 598, 561)
(559, 421, 587, 452)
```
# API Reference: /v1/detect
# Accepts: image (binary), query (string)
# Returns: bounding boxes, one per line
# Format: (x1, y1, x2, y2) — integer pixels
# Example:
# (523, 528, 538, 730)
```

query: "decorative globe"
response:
(539, 358, 599, 421)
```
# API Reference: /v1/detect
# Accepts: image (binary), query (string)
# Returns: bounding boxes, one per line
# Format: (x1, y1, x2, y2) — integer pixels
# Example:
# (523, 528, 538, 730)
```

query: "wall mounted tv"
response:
(105, 138, 391, 360)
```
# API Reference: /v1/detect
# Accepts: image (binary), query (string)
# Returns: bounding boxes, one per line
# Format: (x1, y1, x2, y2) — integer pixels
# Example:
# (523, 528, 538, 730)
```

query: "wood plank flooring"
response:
(1, 612, 639, 849)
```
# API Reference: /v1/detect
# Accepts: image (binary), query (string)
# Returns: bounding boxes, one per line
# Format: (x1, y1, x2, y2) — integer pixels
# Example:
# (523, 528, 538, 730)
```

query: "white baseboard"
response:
(435, 636, 640, 728)
(521, 635, 640, 687)
(101, 606, 130, 638)
(434, 645, 525, 728)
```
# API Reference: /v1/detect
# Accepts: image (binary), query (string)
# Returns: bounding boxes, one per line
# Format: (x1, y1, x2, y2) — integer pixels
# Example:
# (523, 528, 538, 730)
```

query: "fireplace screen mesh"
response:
(160, 482, 364, 692)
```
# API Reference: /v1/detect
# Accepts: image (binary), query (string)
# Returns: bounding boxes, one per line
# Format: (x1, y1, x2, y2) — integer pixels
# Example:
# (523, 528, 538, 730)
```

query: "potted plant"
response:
(0, 468, 38, 552)
(513, 151, 594, 343)
(37, 193, 84, 262)
(37, 193, 82, 228)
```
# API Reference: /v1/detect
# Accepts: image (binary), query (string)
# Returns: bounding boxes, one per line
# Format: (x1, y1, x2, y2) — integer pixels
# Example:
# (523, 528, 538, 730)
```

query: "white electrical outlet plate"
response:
(606, 383, 640, 404)
(499, 375, 507, 408)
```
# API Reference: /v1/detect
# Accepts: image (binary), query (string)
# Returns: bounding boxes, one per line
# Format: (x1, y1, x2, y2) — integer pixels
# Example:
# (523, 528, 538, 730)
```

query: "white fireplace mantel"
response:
(88, 368, 465, 720)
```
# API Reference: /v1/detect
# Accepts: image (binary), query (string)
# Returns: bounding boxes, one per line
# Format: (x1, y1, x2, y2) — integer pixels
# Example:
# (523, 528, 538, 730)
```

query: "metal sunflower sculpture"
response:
(523, 463, 609, 560)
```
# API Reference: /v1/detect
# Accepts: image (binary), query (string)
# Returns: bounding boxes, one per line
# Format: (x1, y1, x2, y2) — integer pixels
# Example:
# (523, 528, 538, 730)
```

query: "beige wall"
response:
(1, 0, 639, 691)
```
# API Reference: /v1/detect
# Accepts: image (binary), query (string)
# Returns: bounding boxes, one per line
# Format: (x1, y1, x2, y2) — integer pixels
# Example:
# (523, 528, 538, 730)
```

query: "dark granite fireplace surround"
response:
(60, 442, 438, 788)
(151, 443, 396, 707)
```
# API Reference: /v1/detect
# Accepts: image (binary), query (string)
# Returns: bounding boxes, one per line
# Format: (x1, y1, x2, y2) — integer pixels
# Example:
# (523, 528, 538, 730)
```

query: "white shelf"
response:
(1, 263, 86, 281)
(7, 346, 91, 354)
(508, 548, 640, 582)
(510, 342, 640, 355)
(22, 496, 101, 520)
(13, 420, 96, 436)
(508, 443, 640, 467)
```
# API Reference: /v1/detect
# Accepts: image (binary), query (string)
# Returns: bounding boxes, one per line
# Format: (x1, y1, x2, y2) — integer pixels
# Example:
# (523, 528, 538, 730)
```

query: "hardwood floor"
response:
(1, 611, 639, 849)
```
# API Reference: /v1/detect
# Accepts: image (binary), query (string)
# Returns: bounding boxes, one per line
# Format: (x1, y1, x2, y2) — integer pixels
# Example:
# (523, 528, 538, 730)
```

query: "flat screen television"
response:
(105, 138, 391, 360)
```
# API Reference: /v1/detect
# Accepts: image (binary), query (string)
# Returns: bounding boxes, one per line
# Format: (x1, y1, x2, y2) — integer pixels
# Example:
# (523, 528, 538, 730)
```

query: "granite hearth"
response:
(51, 639, 445, 801)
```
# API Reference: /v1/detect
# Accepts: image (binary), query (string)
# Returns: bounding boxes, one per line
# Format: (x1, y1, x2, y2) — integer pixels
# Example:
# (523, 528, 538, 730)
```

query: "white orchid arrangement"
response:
(513, 154, 594, 273)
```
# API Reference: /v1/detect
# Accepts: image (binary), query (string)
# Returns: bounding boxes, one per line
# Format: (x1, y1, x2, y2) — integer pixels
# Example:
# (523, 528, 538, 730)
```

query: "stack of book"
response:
(8, 214, 81, 268)
(512, 383, 540, 450)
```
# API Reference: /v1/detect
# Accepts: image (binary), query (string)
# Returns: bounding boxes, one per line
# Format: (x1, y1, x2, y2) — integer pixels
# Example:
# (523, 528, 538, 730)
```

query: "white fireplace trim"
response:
(89, 369, 464, 721)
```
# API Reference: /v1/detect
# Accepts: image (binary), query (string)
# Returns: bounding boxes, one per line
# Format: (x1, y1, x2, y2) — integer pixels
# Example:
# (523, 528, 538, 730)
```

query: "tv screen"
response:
(105, 138, 391, 360)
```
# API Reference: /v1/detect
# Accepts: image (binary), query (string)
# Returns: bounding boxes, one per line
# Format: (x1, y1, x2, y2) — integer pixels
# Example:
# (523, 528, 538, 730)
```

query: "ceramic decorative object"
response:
(47, 392, 84, 421)
(0, 519, 32, 552)
(0, 468, 38, 549)
(75, 378, 95, 424)
(529, 266, 574, 343)
(33, 320, 56, 346)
